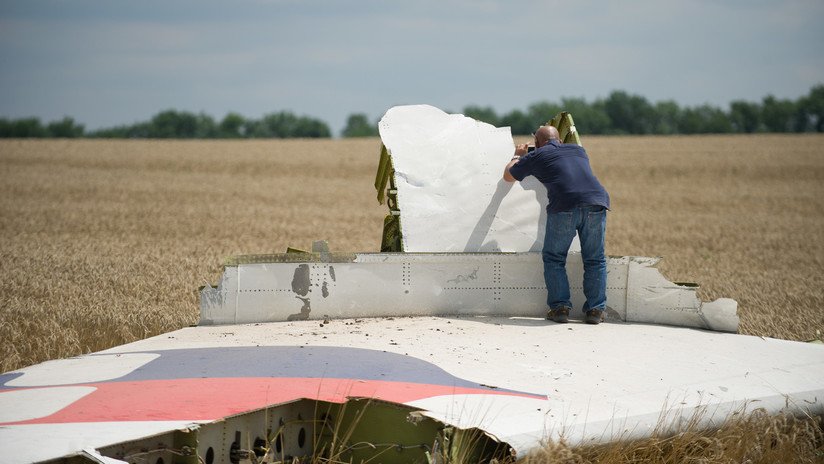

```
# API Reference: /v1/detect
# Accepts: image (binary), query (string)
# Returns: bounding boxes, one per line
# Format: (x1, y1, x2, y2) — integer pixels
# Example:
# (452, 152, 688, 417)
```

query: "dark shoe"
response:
(547, 307, 570, 323)
(585, 309, 604, 325)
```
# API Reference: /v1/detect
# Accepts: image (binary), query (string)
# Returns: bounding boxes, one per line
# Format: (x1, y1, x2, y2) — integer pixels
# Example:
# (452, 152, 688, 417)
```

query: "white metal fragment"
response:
(379, 104, 557, 252)
(200, 252, 739, 332)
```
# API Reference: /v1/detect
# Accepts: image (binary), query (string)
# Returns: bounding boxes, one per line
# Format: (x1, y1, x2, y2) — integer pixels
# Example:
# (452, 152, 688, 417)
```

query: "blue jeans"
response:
(542, 205, 607, 311)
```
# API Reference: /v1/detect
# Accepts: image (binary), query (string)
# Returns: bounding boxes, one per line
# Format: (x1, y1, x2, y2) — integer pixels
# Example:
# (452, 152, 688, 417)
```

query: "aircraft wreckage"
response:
(1, 105, 822, 463)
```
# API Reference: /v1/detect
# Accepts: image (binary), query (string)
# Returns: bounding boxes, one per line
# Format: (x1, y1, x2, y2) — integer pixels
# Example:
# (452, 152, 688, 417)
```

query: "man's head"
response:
(534, 125, 560, 148)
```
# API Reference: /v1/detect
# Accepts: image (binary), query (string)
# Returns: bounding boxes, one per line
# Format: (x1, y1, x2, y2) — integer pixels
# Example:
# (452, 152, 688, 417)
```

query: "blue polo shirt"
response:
(509, 140, 610, 214)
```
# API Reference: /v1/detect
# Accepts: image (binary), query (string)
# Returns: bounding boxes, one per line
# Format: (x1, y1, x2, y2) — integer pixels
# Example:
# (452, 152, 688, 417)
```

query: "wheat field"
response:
(1, 136, 823, 462)
(1, 135, 823, 372)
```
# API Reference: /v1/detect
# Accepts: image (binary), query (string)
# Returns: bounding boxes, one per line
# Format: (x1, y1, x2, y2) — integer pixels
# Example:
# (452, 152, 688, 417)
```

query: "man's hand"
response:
(503, 144, 528, 182)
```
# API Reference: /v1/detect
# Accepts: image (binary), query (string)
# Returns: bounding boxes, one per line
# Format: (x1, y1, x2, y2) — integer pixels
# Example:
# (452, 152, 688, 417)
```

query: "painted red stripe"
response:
(8, 378, 544, 425)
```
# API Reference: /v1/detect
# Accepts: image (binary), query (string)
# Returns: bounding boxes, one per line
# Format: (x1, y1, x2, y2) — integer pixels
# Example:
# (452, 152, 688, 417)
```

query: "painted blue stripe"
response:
(0, 347, 543, 398)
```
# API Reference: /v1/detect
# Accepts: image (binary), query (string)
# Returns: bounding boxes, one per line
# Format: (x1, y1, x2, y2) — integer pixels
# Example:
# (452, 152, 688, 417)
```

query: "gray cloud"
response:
(0, 0, 821, 134)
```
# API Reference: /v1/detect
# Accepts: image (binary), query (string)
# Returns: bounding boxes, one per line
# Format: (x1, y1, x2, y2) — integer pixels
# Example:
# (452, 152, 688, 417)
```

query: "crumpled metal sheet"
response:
(378, 104, 555, 252)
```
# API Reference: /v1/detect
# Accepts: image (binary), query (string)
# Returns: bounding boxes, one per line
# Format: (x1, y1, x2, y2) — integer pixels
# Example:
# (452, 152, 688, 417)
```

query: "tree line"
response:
(1, 84, 822, 139)
(0, 110, 331, 139)
(459, 84, 823, 136)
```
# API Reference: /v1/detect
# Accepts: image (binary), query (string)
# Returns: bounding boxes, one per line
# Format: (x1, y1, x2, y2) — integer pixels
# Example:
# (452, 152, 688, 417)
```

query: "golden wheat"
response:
(520, 409, 823, 464)
(1, 136, 823, 371)
(1, 136, 823, 462)
(582, 134, 824, 342)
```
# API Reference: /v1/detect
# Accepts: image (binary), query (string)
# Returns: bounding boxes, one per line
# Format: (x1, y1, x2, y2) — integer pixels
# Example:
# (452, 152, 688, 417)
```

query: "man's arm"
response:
(503, 143, 529, 182)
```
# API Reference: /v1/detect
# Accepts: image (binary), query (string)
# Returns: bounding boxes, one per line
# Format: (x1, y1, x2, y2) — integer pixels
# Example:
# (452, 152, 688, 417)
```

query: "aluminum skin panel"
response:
(3, 318, 820, 461)
(200, 252, 738, 332)
(378, 105, 558, 253)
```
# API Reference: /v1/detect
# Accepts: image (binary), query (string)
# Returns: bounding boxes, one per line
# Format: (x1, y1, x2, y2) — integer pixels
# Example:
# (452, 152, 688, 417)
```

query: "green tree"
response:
(797, 84, 824, 132)
(604, 90, 656, 134)
(250, 111, 330, 138)
(653, 100, 681, 135)
(341, 113, 378, 137)
(678, 105, 732, 134)
(90, 122, 151, 138)
(462, 105, 500, 127)
(561, 97, 611, 135)
(677, 108, 702, 134)
(219, 112, 246, 138)
(194, 113, 217, 138)
(0, 119, 13, 137)
(706, 106, 734, 133)
(729, 101, 762, 133)
(760, 96, 797, 132)
(0, 117, 47, 137)
(295, 118, 331, 138)
(46, 117, 85, 138)
(500, 109, 534, 135)
(251, 112, 292, 137)
(527, 101, 563, 128)
(148, 110, 199, 138)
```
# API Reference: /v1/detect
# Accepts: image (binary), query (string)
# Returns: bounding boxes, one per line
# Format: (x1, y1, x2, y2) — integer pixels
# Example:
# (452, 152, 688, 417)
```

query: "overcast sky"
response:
(1, 0, 822, 135)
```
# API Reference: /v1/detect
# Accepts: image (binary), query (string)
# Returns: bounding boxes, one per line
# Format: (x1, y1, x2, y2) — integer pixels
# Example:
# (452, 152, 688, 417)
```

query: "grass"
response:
(521, 409, 823, 464)
(1, 135, 823, 461)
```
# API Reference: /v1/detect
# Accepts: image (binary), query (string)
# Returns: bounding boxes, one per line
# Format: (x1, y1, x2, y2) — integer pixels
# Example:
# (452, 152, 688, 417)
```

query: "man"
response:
(503, 126, 610, 324)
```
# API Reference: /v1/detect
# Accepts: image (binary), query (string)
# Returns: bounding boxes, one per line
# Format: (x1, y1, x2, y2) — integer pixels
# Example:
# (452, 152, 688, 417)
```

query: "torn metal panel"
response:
(378, 104, 556, 253)
(626, 257, 738, 330)
(0, 340, 516, 463)
(4, 318, 821, 462)
(200, 252, 738, 332)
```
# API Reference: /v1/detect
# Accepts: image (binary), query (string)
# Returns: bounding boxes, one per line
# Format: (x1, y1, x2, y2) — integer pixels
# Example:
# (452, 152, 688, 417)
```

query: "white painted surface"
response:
(121, 318, 824, 453)
(0, 386, 96, 423)
(200, 253, 739, 332)
(379, 105, 561, 252)
(3, 318, 822, 461)
(0, 422, 194, 464)
(5, 353, 158, 387)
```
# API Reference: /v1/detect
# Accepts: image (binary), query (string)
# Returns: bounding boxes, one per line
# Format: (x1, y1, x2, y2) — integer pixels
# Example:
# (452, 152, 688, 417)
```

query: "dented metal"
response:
(200, 252, 738, 332)
(204, 106, 741, 331)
